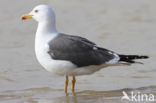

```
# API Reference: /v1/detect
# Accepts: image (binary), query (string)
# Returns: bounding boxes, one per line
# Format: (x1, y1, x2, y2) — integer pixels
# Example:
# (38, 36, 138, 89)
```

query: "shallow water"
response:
(0, 0, 156, 103)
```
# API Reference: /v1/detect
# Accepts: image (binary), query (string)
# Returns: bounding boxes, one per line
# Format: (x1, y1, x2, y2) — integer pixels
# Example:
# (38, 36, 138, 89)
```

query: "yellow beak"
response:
(21, 14, 33, 20)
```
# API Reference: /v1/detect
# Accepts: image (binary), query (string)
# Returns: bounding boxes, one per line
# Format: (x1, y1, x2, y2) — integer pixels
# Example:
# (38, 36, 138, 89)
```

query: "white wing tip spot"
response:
(93, 45, 98, 50)
(106, 53, 120, 64)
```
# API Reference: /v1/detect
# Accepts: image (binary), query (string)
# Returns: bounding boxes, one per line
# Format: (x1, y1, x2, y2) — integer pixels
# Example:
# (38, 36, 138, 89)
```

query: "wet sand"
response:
(0, 0, 156, 103)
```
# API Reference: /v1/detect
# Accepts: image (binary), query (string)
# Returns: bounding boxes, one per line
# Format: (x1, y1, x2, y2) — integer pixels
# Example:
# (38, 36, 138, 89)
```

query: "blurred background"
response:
(0, 0, 156, 103)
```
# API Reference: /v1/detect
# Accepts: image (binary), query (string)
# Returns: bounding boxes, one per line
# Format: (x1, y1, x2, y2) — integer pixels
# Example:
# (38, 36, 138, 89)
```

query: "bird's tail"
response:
(119, 54, 149, 64)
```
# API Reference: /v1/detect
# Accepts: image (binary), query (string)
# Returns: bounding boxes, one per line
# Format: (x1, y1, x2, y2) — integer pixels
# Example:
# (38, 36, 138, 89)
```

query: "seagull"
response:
(21, 5, 149, 94)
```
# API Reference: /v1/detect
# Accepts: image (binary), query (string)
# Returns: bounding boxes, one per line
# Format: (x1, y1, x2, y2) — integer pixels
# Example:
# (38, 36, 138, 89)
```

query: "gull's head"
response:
(21, 5, 55, 23)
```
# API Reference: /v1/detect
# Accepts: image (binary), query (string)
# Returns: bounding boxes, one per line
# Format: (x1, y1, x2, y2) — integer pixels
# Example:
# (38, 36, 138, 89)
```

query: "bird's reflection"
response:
(34, 92, 78, 103)
(65, 92, 77, 103)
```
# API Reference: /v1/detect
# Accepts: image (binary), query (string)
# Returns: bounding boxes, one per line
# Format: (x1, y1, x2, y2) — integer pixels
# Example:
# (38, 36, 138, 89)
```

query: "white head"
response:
(22, 5, 56, 23)
(22, 5, 57, 33)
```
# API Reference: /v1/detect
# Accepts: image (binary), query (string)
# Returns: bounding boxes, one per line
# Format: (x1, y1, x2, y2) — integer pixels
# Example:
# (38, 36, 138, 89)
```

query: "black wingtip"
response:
(139, 55, 149, 59)
(119, 55, 149, 64)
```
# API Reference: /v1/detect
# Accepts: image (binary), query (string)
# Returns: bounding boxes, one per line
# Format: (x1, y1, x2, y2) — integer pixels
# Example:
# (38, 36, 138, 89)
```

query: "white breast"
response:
(35, 33, 77, 76)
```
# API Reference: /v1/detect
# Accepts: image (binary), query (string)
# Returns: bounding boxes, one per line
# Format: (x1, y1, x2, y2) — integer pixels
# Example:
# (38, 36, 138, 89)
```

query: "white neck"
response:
(35, 20, 59, 55)
(36, 20, 58, 35)
(35, 20, 59, 44)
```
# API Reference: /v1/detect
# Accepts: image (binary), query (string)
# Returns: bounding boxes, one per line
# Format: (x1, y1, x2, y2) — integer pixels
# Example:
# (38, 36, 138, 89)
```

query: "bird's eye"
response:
(35, 10, 39, 13)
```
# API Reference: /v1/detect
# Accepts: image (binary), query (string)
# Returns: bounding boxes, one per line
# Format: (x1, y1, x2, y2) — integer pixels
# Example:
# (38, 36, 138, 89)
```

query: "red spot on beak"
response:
(22, 17, 26, 20)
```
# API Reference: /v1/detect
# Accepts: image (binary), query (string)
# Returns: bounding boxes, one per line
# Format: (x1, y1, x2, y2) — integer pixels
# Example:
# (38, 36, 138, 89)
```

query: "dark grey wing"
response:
(48, 33, 115, 67)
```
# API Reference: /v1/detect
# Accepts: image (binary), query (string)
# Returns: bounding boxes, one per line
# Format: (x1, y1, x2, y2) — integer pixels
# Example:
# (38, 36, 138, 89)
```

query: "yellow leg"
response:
(72, 76, 76, 92)
(65, 76, 68, 95)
